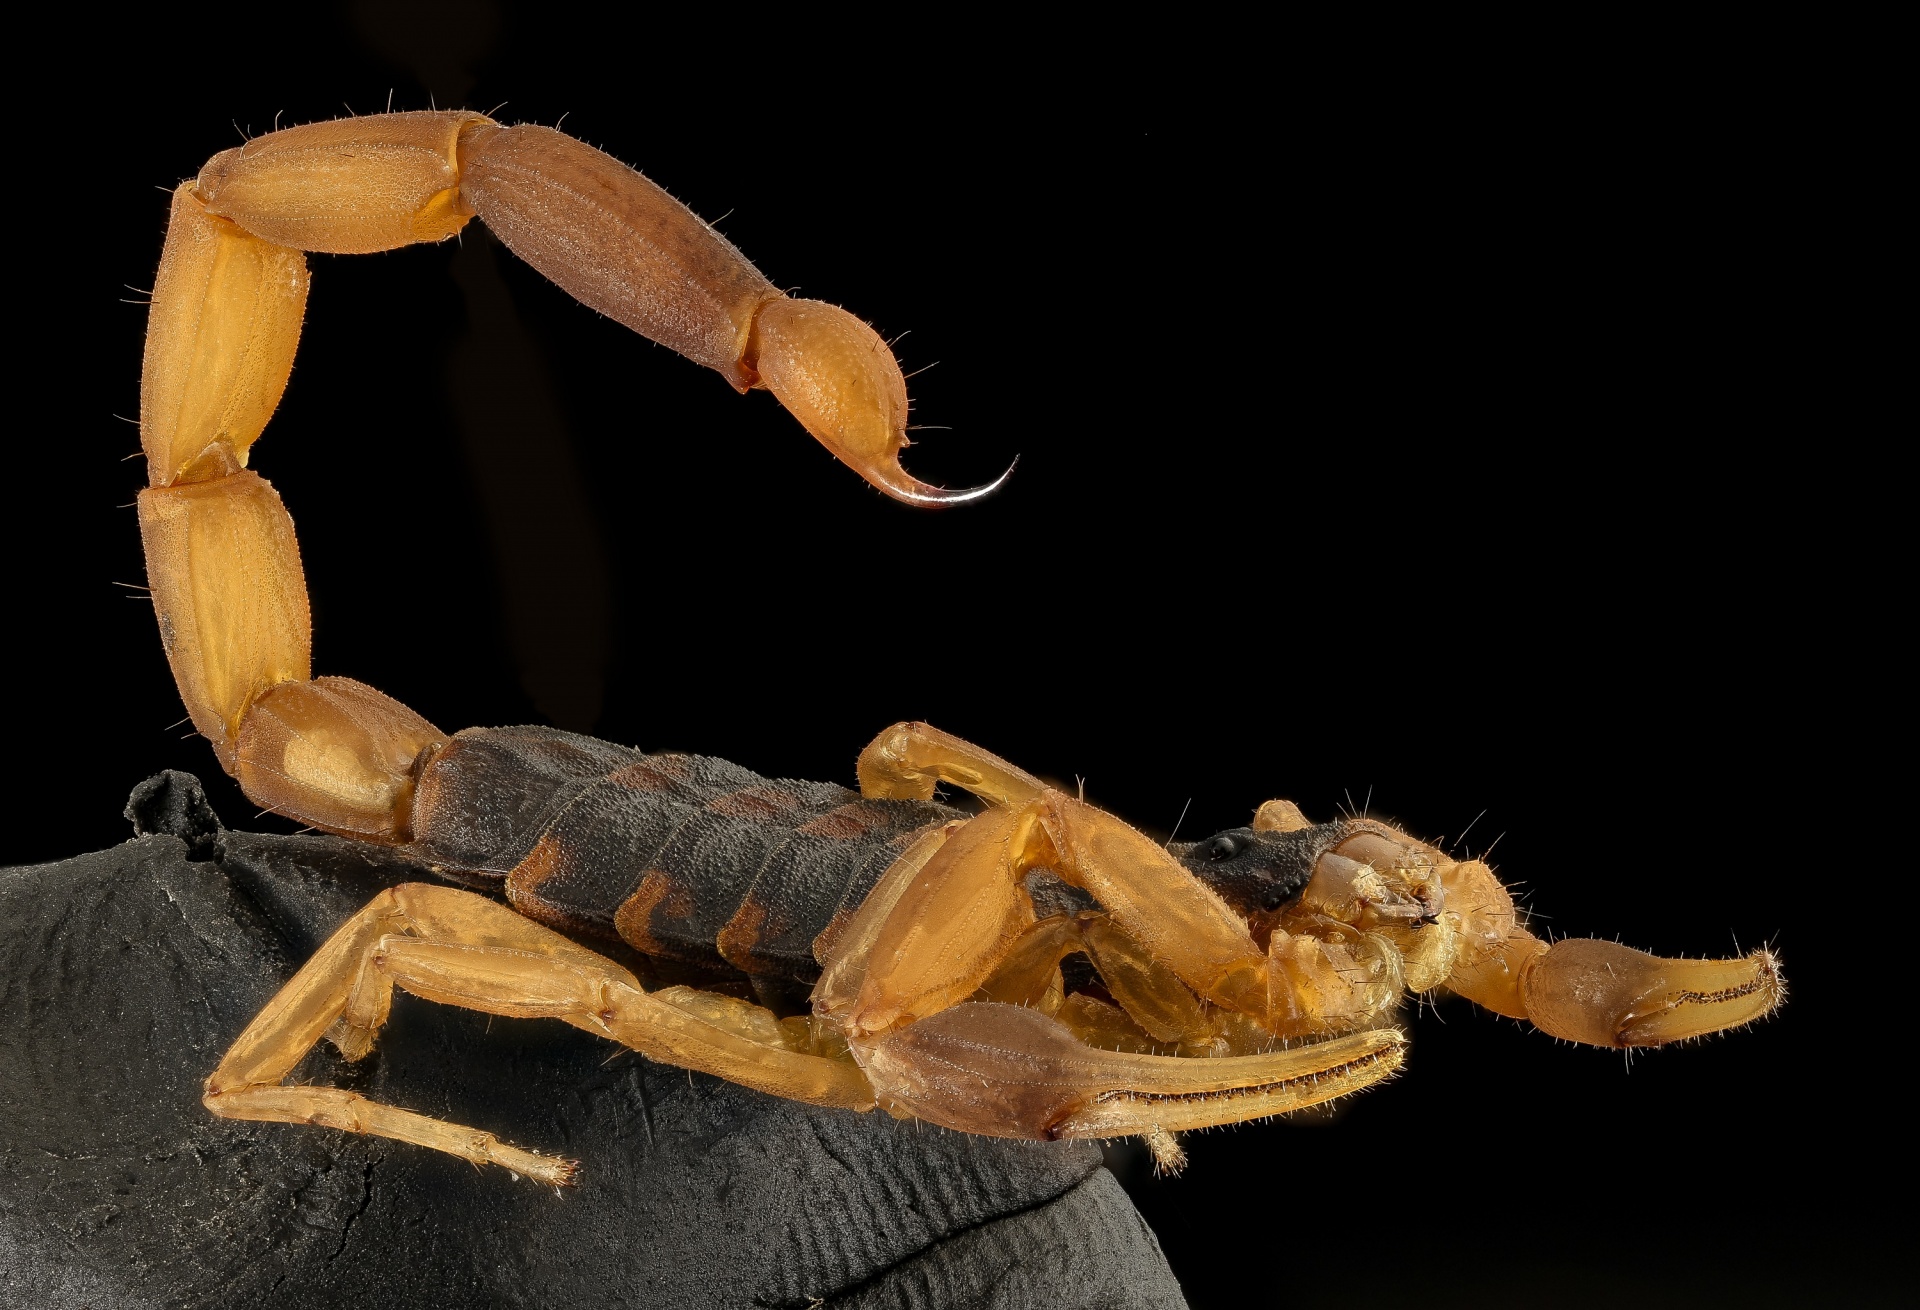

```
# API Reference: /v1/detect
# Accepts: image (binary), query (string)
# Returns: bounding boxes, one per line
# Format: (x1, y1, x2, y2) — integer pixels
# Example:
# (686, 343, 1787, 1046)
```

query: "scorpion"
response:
(133, 109, 1785, 1186)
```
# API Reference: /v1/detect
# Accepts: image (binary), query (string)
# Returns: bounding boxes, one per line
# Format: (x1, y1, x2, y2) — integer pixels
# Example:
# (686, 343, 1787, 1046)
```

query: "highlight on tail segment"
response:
(136, 112, 1783, 1186)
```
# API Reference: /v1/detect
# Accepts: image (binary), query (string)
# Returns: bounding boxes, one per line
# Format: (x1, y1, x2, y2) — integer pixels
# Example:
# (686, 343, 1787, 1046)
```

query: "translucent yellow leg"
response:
(205, 884, 873, 1182)
(848, 723, 1272, 1025)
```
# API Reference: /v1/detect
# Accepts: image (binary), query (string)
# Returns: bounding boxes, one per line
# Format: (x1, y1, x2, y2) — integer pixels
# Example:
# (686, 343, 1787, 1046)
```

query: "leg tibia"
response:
(1040, 793, 1269, 1016)
(211, 887, 411, 1090)
(142, 184, 308, 486)
(856, 1002, 1404, 1139)
(812, 821, 963, 1019)
(856, 721, 1046, 805)
(195, 111, 488, 254)
(216, 900, 568, 1184)
(843, 806, 1045, 1038)
(235, 677, 445, 841)
(1053, 992, 1264, 1061)
(979, 913, 1247, 1051)
(1079, 917, 1214, 1044)
(137, 472, 310, 766)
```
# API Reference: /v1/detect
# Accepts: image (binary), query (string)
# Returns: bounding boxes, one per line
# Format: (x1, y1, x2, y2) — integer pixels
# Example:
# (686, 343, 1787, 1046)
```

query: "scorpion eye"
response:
(1207, 835, 1244, 861)
(1251, 883, 1297, 914)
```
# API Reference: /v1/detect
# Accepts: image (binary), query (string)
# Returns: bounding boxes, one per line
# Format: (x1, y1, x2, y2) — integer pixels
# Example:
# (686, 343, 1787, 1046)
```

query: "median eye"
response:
(1207, 835, 1244, 861)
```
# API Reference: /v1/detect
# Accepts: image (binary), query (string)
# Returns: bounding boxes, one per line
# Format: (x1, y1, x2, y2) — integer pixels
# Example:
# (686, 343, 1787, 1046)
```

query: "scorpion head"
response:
(1174, 825, 1321, 921)
(1177, 819, 1444, 924)
(1178, 815, 1455, 998)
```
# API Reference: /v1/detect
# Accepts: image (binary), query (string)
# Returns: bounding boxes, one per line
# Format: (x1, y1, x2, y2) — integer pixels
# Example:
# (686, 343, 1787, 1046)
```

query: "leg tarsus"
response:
(1037, 792, 1268, 1016)
(856, 722, 1046, 805)
(202, 1085, 579, 1186)
(1142, 1125, 1187, 1175)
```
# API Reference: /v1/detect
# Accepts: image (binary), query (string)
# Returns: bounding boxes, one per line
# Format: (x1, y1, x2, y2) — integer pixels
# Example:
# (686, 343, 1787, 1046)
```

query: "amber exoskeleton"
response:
(137, 112, 1783, 1185)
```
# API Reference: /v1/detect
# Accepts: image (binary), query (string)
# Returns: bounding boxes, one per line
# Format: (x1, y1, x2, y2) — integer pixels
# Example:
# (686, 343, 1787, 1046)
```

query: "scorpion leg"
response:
(1035, 791, 1276, 1018)
(830, 803, 1048, 1038)
(205, 884, 873, 1182)
(821, 727, 1405, 1141)
(204, 884, 589, 1184)
(855, 721, 1048, 806)
(837, 726, 1276, 1033)
(971, 911, 1221, 1048)
(851, 724, 1273, 1018)
(973, 914, 1080, 1013)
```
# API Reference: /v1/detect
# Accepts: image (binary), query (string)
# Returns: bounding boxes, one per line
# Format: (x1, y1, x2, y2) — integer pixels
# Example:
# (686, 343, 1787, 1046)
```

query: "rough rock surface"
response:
(0, 773, 1186, 1309)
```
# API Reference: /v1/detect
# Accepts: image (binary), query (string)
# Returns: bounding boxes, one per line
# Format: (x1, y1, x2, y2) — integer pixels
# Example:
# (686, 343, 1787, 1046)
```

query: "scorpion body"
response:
(407, 726, 1344, 997)
(128, 109, 1781, 1186)
(409, 726, 957, 983)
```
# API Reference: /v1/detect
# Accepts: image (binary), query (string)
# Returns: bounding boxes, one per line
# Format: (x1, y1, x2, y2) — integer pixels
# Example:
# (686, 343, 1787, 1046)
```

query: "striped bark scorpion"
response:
(136, 110, 1785, 1185)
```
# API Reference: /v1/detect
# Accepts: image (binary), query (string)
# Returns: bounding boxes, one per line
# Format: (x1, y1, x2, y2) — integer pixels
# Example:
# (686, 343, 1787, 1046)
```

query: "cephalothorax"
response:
(136, 110, 1783, 1184)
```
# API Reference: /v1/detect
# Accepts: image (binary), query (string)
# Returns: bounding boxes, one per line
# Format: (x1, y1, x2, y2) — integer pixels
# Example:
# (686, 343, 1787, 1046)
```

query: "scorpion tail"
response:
(863, 454, 1019, 508)
(751, 297, 1014, 507)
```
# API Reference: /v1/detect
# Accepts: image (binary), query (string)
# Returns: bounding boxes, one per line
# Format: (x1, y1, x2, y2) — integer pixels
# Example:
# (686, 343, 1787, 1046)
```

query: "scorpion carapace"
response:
(135, 111, 1784, 1185)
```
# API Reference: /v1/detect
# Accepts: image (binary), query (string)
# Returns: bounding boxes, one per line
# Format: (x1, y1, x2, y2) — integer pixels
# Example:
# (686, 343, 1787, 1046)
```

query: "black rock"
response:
(0, 775, 1187, 1309)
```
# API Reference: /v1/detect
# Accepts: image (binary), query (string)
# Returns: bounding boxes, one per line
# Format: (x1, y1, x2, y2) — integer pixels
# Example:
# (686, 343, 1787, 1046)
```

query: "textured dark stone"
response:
(124, 768, 225, 861)
(0, 776, 1187, 1309)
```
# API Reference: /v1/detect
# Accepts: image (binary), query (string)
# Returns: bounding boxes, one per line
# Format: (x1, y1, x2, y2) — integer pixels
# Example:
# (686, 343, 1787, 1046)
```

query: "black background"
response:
(11, 5, 1890, 1306)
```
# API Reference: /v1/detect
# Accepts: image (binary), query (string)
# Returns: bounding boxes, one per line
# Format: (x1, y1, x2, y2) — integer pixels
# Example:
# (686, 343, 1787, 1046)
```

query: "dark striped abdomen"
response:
(407, 726, 956, 982)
